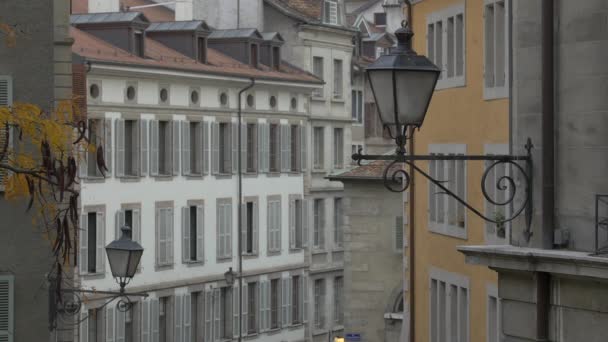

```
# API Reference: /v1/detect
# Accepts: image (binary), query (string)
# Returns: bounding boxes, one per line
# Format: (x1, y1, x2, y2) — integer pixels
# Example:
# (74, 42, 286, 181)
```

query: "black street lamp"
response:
(354, 21, 533, 229)
(105, 225, 144, 293)
(224, 267, 237, 287)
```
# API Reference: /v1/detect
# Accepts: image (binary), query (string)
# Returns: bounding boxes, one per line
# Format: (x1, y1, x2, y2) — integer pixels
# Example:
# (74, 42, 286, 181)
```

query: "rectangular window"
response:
(217, 199, 232, 260)
(374, 12, 387, 26)
(427, 5, 465, 89)
(159, 297, 168, 342)
(333, 59, 343, 98)
(333, 277, 344, 326)
(243, 201, 257, 254)
(313, 127, 324, 170)
(484, 0, 507, 98)
(86, 308, 102, 342)
(182, 204, 204, 263)
(270, 279, 280, 329)
(246, 123, 257, 173)
(250, 44, 258, 68)
(290, 125, 299, 172)
(80, 210, 105, 275)
(313, 57, 324, 97)
(219, 123, 231, 174)
(269, 124, 280, 172)
(87, 213, 97, 274)
(124, 120, 138, 176)
(272, 46, 281, 70)
(487, 292, 500, 342)
(333, 198, 343, 248)
(333, 128, 344, 169)
(125, 307, 134, 342)
(220, 287, 232, 339)
(292, 275, 301, 324)
(247, 283, 258, 334)
(323, 0, 339, 25)
(87, 118, 104, 177)
(314, 279, 326, 330)
(197, 37, 207, 64)
(267, 198, 282, 253)
(351, 90, 363, 123)
(430, 269, 469, 342)
(428, 145, 466, 239)
(158, 120, 173, 176)
(156, 207, 174, 266)
(134, 31, 144, 57)
(183, 121, 202, 176)
(313, 199, 325, 250)
(293, 199, 303, 249)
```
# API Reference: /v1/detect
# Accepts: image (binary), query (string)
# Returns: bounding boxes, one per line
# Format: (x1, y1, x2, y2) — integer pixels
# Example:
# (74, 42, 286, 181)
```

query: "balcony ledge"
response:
(458, 245, 608, 280)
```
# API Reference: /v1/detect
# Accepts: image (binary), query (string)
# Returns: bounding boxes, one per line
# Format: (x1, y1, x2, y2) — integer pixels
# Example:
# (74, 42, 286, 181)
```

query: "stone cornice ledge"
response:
(458, 245, 608, 280)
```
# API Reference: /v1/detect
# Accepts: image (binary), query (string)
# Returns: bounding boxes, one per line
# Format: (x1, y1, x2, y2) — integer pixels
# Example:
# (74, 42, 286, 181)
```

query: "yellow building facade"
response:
(406, 0, 509, 341)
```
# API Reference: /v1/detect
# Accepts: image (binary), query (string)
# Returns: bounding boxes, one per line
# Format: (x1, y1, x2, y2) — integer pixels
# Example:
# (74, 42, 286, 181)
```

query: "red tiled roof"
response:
(70, 27, 322, 84)
(71, 0, 174, 22)
(266, 0, 323, 22)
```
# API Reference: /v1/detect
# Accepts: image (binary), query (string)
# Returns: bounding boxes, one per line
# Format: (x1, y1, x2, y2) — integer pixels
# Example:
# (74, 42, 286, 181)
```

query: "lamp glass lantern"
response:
(224, 267, 236, 286)
(105, 225, 144, 289)
(366, 22, 441, 150)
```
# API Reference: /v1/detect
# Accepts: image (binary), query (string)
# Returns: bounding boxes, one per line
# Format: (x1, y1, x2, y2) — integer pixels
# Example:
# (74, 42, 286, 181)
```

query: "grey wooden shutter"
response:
(320, 203, 326, 248)
(280, 125, 287, 172)
(395, 216, 404, 251)
(302, 275, 308, 323)
(181, 121, 190, 176)
(174, 295, 183, 342)
(241, 123, 247, 172)
(182, 206, 190, 262)
(289, 199, 296, 249)
(116, 309, 125, 342)
(133, 209, 141, 243)
(168, 208, 174, 263)
(258, 282, 265, 332)
(80, 312, 88, 342)
(232, 286, 239, 338)
(241, 204, 247, 254)
(183, 293, 192, 342)
(141, 295, 150, 342)
(202, 121, 210, 175)
(302, 199, 309, 248)
(301, 125, 307, 171)
(204, 290, 213, 341)
(151, 299, 159, 342)
(115, 119, 125, 177)
(286, 278, 292, 325)
(216, 204, 222, 259)
(0, 275, 14, 342)
(212, 289, 220, 341)
(257, 124, 264, 173)
(281, 278, 287, 327)
(231, 122, 238, 174)
(286, 126, 292, 172)
(241, 283, 248, 335)
(196, 205, 204, 262)
(267, 201, 272, 252)
(253, 201, 259, 254)
(211, 122, 219, 175)
(173, 121, 180, 175)
(96, 212, 105, 273)
(155, 208, 161, 266)
(115, 210, 125, 240)
(106, 306, 115, 342)
(150, 120, 159, 176)
(79, 214, 88, 274)
(140, 119, 148, 176)
(105, 119, 112, 176)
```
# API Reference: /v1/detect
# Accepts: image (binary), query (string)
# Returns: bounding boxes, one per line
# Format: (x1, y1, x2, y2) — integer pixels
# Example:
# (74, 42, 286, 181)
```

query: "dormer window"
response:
(250, 44, 259, 68)
(134, 31, 144, 57)
(272, 46, 280, 70)
(197, 37, 207, 64)
(374, 12, 387, 26)
(323, 0, 341, 25)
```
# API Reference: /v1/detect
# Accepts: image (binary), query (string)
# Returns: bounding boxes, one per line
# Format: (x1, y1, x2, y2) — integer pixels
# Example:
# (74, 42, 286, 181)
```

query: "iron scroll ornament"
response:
(352, 139, 533, 227)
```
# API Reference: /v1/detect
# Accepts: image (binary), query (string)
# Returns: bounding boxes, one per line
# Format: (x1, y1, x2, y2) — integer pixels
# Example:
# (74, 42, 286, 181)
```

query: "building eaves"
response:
(146, 20, 210, 32)
(208, 28, 263, 40)
(70, 11, 146, 24)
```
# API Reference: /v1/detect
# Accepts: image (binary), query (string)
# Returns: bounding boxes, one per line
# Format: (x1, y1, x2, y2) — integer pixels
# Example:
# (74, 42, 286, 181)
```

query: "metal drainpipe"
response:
(538, 0, 554, 341)
(237, 78, 255, 342)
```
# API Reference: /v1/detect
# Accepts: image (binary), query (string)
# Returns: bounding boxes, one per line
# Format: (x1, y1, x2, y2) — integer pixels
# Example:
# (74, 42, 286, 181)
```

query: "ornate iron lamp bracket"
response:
(352, 138, 534, 229)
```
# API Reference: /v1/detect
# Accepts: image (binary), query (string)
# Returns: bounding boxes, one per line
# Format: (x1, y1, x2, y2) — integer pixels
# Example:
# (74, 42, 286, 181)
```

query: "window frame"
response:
(313, 127, 325, 171)
(483, 0, 509, 100)
(427, 4, 466, 90)
(312, 56, 324, 98)
(216, 198, 233, 261)
(429, 267, 470, 342)
(333, 127, 344, 169)
(332, 59, 344, 99)
(267, 195, 282, 254)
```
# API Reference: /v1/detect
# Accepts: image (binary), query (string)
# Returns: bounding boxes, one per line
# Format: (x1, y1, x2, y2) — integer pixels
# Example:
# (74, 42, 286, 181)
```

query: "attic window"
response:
(250, 44, 259, 68)
(134, 31, 144, 57)
(323, 0, 340, 25)
(197, 37, 207, 64)
(374, 13, 387, 26)
(272, 46, 280, 70)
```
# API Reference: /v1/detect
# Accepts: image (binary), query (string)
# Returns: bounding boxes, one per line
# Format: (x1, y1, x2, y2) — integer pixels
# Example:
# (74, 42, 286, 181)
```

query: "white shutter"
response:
(182, 121, 191, 176)
(301, 125, 307, 172)
(204, 290, 213, 341)
(202, 121, 210, 175)
(241, 283, 248, 336)
(241, 123, 247, 173)
(212, 289, 220, 341)
(141, 300, 150, 342)
(155, 208, 161, 266)
(115, 119, 125, 177)
(184, 294, 192, 342)
(174, 295, 183, 342)
(231, 122, 238, 174)
(267, 201, 272, 252)
(257, 124, 265, 173)
(258, 282, 265, 332)
(116, 309, 125, 342)
(182, 206, 191, 262)
(196, 205, 204, 262)
(211, 122, 219, 175)
(115, 210, 125, 241)
(150, 120, 159, 176)
(0, 275, 14, 342)
(151, 299, 159, 342)
(79, 214, 88, 274)
(286, 125, 292, 171)
(96, 212, 105, 273)
(289, 199, 296, 249)
(286, 278, 292, 325)
(140, 119, 148, 176)
(173, 121, 180, 175)
(168, 208, 174, 263)
(133, 209, 141, 243)
(106, 307, 115, 342)
(303, 275, 308, 323)
(216, 204, 223, 259)
(79, 312, 88, 342)
(232, 287, 239, 338)
(299, 276, 305, 324)
(281, 278, 288, 327)
(105, 119, 112, 176)
(302, 199, 309, 248)
(241, 204, 247, 254)
(253, 201, 259, 254)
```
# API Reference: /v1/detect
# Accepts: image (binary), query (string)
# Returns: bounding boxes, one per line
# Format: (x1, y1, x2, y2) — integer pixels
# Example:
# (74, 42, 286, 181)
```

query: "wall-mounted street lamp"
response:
(51, 226, 148, 330)
(353, 21, 533, 228)
(224, 267, 237, 287)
